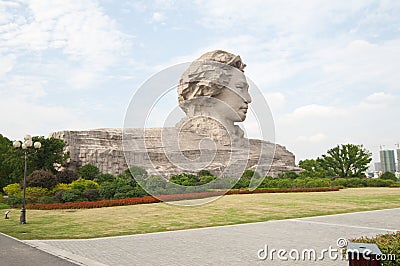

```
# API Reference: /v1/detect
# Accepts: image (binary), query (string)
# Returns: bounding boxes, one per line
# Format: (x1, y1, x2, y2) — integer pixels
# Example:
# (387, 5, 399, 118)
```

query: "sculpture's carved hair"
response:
(177, 50, 246, 113)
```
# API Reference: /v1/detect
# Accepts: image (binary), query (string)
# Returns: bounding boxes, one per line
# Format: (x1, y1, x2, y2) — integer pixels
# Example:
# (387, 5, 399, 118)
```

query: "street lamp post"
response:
(13, 135, 41, 224)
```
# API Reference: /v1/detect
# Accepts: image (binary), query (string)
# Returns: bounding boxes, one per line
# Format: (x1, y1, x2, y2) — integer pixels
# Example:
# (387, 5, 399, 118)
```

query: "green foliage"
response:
(29, 136, 69, 173)
(56, 170, 79, 184)
(170, 173, 199, 186)
(241, 170, 261, 179)
(277, 171, 299, 179)
(380, 172, 397, 181)
(365, 178, 395, 187)
(319, 144, 372, 178)
(299, 159, 333, 178)
(95, 173, 116, 184)
(98, 177, 140, 200)
(61, 189, 83, 202)
(3, 183, 22, 196)
(199, 175, 217, 184)
(98, 181, 116, 199)
(55, 190, 66, 202)
(82, 189, 99, 201)
(25, 170, 58, 188)
(78, 164, 100, 180)
(38, 196, 57, 204)
(197, 169, 212, 177)
(127, 166, 148, 178)
(0, 135, 69, 191)
(116, 169, 137, 187)
(6, 196, 23, 207)
(51, 183, 72, 194)
(26, 187, 51, 203)
(70, 179, 99, 192)
(0, 134, 19, 190)
(145, 175, 167, 194)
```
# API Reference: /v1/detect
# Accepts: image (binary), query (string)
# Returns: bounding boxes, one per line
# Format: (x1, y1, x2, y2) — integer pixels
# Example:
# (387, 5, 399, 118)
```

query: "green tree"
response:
(29, 136, 69, 173)
(298, 159, 333, 178)
(1, 135, 69, 191)
(319, 144, 372, 178)
(78, 164, 100, 180)
(0, 134, 18, 190)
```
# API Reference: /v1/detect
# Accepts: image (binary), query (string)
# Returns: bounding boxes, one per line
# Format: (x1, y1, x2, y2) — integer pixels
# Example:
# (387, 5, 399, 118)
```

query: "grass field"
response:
(0, 187, 399, 240)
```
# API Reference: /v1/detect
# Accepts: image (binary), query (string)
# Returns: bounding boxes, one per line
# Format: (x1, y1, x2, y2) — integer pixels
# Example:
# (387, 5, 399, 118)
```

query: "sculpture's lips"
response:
(239, 106, 248, 112)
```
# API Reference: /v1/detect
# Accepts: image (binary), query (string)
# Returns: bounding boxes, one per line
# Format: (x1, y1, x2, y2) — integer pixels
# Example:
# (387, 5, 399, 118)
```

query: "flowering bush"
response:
(70, 179, 99, 191)
(3, 183, 22, 197)
(51, 183, 72, 194)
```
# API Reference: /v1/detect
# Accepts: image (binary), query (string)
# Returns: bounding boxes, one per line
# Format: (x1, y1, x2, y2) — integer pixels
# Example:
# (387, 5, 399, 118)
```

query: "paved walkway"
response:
(0, 233, 77, 266)
(23, 208, 399, 265)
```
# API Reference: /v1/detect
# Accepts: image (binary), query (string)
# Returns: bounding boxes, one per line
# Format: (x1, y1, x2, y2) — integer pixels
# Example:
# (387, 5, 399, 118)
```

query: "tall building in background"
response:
(374, 162, 382, 172)
(397, 148, 400, 172)
(380, 150, 396, 173)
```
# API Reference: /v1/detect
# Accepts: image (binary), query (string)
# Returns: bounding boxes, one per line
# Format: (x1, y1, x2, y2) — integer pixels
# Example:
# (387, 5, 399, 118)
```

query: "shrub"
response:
(25, 170, 58, 188)
(99, 182, 116, 199)
(82, 189, 99, 201)
(380, 172, 397, 181)
(3, 183, 22, 197)
(277, 171, 299, 179)
(365, 178, 395, 187)
(61, 189, 84, 202)
(170, 173, 199, 186)
(6, 196, 23, 207)
(113, 192, 127, 199)
(199, 175, 217, 185)
(78, 164, 100, 180)
(241, 170, 261, 180)
(38, 196, 57, 204)
(56, 170, 79, 184)
(26, 187, 51, 203)
(55, 190, 66, 202)
(127, 166, 148, 178)
(277, 178, 292, 188)
(95, 173, 115, 184)
(51, 183, 72, 194)
(70, 179, 99, 192)
(197, 169, 213, 177)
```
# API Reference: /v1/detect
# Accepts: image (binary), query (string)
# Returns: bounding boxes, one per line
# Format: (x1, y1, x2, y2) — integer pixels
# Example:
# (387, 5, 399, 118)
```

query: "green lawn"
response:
(0, 188, 399, 240)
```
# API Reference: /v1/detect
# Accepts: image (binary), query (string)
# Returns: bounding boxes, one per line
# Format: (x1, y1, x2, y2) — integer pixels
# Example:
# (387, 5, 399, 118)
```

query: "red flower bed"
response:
(26, 187, 339, 210)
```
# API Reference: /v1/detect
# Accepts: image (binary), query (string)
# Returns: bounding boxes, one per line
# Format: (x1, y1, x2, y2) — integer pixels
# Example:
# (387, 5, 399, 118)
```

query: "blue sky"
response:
(1, 0, 399, 164)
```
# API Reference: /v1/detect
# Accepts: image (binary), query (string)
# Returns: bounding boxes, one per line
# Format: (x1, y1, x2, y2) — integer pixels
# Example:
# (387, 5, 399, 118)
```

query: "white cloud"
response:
(196, 0, 376, 35)
(0, 0, 131, 89)
(263, 92, 285, 111)
(365, 92, 395, 103)
(152, 12, 166, 23)
(297, 133, 328, 143)
(0, 96, 99, 140)
(276, 92, 400, 161)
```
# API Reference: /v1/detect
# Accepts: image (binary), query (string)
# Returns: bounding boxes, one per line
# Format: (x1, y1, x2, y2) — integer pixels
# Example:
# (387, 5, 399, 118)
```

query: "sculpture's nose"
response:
(243, 91, 252, 104)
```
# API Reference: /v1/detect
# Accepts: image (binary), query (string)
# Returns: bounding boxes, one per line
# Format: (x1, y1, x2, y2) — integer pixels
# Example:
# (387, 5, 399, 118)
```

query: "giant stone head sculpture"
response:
(177, 50, 252, 130)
